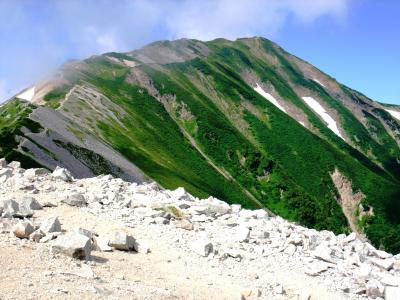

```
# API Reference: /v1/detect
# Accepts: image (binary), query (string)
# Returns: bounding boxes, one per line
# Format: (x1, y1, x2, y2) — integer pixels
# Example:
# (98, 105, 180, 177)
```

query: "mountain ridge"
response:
(1, 36, 400, 252)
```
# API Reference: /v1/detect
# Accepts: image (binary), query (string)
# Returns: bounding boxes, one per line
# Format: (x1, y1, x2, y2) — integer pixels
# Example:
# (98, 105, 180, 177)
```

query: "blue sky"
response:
(0, 0, 399, 104)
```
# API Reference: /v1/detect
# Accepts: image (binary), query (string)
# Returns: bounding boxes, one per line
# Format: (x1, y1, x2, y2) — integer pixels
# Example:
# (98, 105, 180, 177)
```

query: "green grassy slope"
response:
(2, 37, 399, 252)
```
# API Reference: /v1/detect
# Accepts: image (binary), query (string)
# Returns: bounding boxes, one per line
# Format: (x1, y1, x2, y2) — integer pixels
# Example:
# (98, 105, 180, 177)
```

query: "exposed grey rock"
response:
(39, 217, 62, 233)
(62, 193, 87, 207)
(0, 199, 19, 218)
(0, 158, 7, 168)
(29, 229, 45, 242)
(108, 231, 135, 251)
(19, 196, 42, 211)
(52, 166, 73, 182)
(52, 232, 91, 259)
(190, 239, 213, 257)
(12, 221, 34, 238)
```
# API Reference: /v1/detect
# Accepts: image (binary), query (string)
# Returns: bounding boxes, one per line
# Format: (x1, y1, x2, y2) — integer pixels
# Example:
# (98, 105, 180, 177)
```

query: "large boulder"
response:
(52, 232, 91, 260)
(12, 221, 35, 238)
(108, 231, 135, 251)
(0, 198, 33, 218)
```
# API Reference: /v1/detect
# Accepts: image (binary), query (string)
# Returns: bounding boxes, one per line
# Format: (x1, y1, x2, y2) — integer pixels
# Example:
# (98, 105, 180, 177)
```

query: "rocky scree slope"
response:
(1, 37, 400, 252)
(1, 159, 400, 299)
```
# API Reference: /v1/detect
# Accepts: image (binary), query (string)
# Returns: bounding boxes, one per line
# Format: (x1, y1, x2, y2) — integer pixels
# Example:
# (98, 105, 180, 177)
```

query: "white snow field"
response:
(312, 78, 326, 88)
(302, 96, 344, 140)
(385, 109, 400, 121)
(17, 87, 35, 102)
(254, 83, 286, 113)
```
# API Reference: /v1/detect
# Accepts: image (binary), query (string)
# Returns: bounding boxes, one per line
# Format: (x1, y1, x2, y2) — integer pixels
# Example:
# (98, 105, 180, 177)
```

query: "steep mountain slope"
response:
(1, 37, 399, 252)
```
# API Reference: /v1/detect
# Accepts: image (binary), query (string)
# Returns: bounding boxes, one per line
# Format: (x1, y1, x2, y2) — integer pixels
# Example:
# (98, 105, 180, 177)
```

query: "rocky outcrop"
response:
(1, 159, 400, 299)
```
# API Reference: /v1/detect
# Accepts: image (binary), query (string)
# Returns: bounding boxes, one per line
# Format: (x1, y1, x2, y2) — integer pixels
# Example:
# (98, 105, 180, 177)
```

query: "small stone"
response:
(175, 219, 194, 231)
(284, 244, 296, 255)
(19, 196, 42, 210)
(275, 284, 285, 295)
(190, 239, 213, 257)
(385, 286, 400, 300)
(30, 229, 45, 242)
(13, 221, 34, 238)
(371, 258, 394, 270)
(108, 231, 135, 251)
(133, 240, 150, 254)
(305, 262, 328, 276)
(365, 280, 384, 299)
(313, 244, 335, 263)
(236, 227, 250, 243)
(92, 236, 113, 252)
(62, 193, 87, 207)
(52, 166, 73, 182)
(40, 217, 62, 233)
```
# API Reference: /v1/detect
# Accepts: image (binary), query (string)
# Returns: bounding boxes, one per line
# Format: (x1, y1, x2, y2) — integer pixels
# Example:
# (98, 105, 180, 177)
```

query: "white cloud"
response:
(0, 0, 352, 103)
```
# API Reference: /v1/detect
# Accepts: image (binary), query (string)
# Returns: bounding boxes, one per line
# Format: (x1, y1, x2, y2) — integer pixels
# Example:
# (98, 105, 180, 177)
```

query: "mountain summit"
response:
(1, 37, 399, 252)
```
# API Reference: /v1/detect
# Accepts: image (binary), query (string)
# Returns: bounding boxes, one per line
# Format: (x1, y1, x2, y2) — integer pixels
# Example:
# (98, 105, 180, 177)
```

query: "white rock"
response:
(190, 239, 213, 257)
(24, 168, 50, 179)
(39, 217, 62, 233)
(305, 262, 329, 276)
(236, 227, 251, 243)
(93, 236, 113, 252)
(371, 258, 394, 271)
(52, 232, 91, 260)
(8, 161, 21, 169)
(385, 286, 400, 300)
(108, 231, 135, 251)
(313, 244, 335, 263)
(373, 249, 393, 259)
(284, 244, 296, 255)
(133, 240, 150, 254)
(52, 166, 73, 182)
(343, 232, 356, 243)
(380, 274, 400, 287)
(175, 219, 194, 230)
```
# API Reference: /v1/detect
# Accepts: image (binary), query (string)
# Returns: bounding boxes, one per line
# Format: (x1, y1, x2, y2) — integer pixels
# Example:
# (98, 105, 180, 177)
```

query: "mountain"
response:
(1, 37, 400, 252)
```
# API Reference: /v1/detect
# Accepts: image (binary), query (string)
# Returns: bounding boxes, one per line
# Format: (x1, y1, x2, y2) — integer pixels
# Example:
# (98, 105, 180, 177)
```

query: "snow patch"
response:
(254, 83, 286, 113)
(302, 97, 344, 140)
(385, 109, 400, 121)
(313, 79, 326, 88)
(17, 87, 35, 102)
